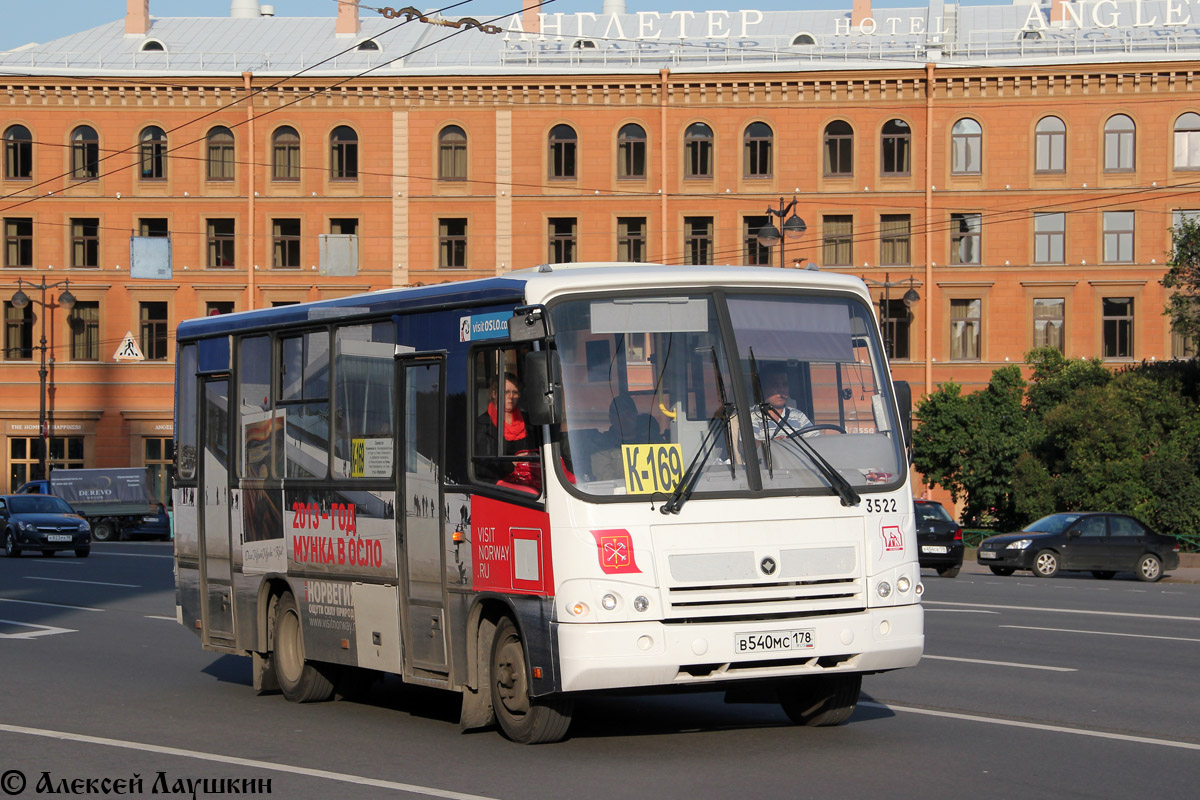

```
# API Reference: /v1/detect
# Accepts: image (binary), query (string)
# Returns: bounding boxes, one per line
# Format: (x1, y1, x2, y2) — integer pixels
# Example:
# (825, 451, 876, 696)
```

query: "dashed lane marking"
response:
(922, 600, 1200, 623)
(1000, 624, 1200, 644)
(25, 576, 140, 588)
(0, 597, 102, 612)
(922, 654, 1076, 672)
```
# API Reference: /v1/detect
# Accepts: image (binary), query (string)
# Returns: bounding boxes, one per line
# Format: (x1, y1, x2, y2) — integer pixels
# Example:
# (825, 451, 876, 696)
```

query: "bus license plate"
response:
(921, 545, 948, 554)
(735, 629, 815, 654)
(46, 535, 72, 542)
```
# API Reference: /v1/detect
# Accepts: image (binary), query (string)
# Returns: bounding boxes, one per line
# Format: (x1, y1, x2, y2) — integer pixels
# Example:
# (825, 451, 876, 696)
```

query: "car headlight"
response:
(1006, 538, 1033, 550)
(78, 522, 90, 532)
(17, 520, 33, 532)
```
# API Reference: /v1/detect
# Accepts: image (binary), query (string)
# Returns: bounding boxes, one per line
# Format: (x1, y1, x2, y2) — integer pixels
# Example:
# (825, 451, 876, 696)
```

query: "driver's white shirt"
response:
(749, 404, 814, 441)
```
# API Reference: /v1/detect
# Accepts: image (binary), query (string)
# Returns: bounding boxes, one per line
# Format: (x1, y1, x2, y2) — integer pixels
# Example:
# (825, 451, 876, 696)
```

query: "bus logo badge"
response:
(760, 556, 777, 576)
(882, 525, 904, 552)
(591, 529, 641, 575)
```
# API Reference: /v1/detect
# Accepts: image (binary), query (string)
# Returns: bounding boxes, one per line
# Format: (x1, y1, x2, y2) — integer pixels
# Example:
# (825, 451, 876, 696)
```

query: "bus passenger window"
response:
(471, 347, 541, 491)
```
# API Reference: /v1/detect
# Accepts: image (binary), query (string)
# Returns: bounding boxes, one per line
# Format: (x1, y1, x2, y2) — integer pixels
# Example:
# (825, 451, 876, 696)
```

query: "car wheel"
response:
(75, 548, 90, 558)
(1136, 554, 1162, 583)
(1032, 550, 1059, 578)
(91, 521, 116, 542)
(272, 592, 335, 703)
(936, 566, 961, 578)
(988, 566, 1015, 576)
(779, 673, 862, 727)
(490, 616, 574, 744)
(4, 530, 20, 558)
(1091, 571, 1116, 580)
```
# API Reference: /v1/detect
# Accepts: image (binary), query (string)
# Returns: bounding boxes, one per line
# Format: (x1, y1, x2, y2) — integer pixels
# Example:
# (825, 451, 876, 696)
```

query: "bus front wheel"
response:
(778, 673, 862, 727)
(273, 592, 335, 703)
(489, 616, 573, 744)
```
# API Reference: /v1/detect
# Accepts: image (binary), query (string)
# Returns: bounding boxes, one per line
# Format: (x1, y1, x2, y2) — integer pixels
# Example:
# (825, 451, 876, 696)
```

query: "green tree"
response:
(1163, 216, 1200, 353)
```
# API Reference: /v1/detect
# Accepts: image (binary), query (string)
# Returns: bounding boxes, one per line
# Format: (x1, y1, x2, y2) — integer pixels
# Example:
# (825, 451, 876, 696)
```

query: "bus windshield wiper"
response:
(660, 403, 733, 515)
(771, 414, 861, 508)
(747, 349, 774, 479)
(709, 347, 736, 480)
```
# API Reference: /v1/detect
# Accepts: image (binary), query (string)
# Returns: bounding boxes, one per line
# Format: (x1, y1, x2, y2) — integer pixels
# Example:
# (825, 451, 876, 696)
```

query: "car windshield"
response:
(917, 503, 955, 524)
(1023, 513, 1081, 534)
(548, 290, 904, 501)
(8, 496, 75, 515)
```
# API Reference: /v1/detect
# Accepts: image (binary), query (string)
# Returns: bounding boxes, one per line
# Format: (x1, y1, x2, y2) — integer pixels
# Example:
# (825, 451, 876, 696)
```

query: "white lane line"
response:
(923, 600, 1200, 623)
(90, 551, 173, 559)
(0, 619, 76, 639)
(26, 576, 140, 589)
(145, 615, 176, 621)
(0, 722, 500, 800)
(0, 597, 102, 612)
(860, 701, 1200, 751)
(924, 609, 1000, 614)
(922, 654, 1076, 672)
(1000, 625, 1200, 644)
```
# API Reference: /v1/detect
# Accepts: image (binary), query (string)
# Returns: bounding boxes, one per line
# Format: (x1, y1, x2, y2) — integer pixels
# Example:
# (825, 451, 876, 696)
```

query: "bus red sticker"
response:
(882, 525, 904, 552)
(590, 529, 641, 574)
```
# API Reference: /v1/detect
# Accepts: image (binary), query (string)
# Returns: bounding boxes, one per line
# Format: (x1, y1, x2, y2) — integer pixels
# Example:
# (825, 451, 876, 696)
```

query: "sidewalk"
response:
(959, 550, 1200, 584)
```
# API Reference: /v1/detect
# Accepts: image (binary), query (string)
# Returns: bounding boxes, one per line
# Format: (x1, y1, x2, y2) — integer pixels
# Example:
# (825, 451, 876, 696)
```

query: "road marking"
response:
(1000, 625, 1200, 644)
(0, 619, 76, 639)
(0, 597, 102, 612)
(923, 600, 1200, 623)
(145, 615, 176, 621)
(0, 722, 499, 800)
(924, 608, 1000, 614)
(922, 654, 1076, 672)
(90, 551, 173, 559)
(860, 702, 1200, 751)
(26, 576, 140, 588)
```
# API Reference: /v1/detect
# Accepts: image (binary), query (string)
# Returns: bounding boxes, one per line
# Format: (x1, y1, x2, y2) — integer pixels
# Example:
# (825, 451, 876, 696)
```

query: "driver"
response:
(750, 364, 815, 442)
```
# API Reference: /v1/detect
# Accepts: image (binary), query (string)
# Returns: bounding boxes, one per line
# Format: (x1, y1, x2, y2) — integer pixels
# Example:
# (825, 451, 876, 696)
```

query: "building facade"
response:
(1, 0, 1197, 495)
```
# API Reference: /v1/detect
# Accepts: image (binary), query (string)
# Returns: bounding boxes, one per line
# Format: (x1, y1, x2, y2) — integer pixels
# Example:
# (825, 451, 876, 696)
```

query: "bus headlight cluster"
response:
(633, 595, 650, 612)
(569, 602, 589, 617)
(896, 576, 911, 594)
(601, 593, 618, 611)
(876, 581, 892, 598)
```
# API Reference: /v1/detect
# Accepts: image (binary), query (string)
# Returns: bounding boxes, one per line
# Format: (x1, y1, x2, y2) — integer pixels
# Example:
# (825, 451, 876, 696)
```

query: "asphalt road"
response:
(2, 544, 1198, 800)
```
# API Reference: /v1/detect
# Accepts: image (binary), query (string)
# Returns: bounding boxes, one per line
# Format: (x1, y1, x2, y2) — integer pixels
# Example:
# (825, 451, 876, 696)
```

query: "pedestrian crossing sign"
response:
(113, 331, 145, 362)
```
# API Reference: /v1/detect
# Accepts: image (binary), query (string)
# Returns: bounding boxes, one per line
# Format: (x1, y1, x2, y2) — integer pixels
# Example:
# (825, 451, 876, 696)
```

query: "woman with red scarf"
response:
(474, 372, 539, 486)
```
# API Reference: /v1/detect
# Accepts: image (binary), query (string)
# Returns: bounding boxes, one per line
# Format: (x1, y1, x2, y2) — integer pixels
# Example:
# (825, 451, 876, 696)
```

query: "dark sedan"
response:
(915, 499, 964, 578)
(1, 494, 91, 558)
(976, 512, 1179, 582)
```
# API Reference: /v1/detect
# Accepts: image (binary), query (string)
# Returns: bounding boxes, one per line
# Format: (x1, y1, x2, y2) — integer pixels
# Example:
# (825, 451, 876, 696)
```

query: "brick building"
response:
(1, 0, 1197, 497)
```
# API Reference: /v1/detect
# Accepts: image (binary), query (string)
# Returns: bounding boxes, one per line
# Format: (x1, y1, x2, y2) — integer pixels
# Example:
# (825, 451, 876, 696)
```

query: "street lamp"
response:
(11, 277, 76, 481)
(861, 273, 919, 356)
(756, 196, 807, 269)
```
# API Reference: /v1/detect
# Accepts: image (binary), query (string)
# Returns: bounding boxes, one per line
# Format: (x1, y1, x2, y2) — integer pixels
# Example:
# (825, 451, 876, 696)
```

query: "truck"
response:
(17, 468, 162, 541)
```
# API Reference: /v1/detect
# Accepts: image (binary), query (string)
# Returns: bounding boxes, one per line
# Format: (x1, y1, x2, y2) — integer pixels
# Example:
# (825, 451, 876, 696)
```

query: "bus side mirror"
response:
(894, 380, 913, 457)
(523, 350, 562, 426)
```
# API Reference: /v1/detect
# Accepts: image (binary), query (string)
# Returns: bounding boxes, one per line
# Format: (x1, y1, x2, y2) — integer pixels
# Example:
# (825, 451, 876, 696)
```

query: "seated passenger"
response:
(589, 396, 660, 479)
(475, 372, 539, 487)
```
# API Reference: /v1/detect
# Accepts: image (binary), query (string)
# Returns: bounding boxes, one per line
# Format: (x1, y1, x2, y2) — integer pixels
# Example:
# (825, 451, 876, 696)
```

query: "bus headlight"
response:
(601, 593, 618, 611)
(633, 595, 650, 612)
(876, 581, 892, 598)
(897, 576, 911, 594)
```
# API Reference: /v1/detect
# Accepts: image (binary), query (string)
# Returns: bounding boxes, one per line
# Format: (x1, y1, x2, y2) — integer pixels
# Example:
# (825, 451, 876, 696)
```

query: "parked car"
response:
(120, 503, 172, 540)
(914, 499, 964, 577)
(976, 512, 1180, 582)
(1, 494, 91, 558)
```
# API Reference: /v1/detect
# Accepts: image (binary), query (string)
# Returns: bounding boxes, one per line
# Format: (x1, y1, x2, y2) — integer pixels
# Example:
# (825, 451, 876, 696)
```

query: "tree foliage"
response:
(1163, 216, 1200, 351)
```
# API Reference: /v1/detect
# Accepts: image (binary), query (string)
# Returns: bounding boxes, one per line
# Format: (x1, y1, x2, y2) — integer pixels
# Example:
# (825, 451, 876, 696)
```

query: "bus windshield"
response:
(549, 291, 904, 501)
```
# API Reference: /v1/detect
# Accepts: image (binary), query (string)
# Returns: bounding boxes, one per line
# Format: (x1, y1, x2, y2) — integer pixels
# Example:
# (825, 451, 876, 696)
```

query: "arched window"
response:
(571, 40, 597, 49)
(206, 126, 234, 181)
(356, 40, 379, 51)
(684, 122, 713, 179)
(1035, 116, 1066, 173)
(951, 118, 982, 175)
(617, 123, 646, 179)
(140, 40, 165, 52)
(4, 124, 33, 180)
(139, 125, 167, 180)
(823, 120, 853, 176)
(1104, 115, 1135, 172)
(438, 125, 467, 181)
(791, 33, 816, 46)
(881, 119, 911, 176)
(743, 122, 772, 179)
(71, 125, 99, 179)
(1173, 113, 1200, 170)
(329, 125, 358, 180)
(549, 124, 577, 179)
(272, 126, 300, 181)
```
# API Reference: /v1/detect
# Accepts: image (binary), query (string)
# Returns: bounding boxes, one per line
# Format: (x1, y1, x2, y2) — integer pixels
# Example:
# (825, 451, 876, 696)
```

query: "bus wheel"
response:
(779, 673, 862, 727)
(272, 592, 335, 703)
(489, 616, 572, 744)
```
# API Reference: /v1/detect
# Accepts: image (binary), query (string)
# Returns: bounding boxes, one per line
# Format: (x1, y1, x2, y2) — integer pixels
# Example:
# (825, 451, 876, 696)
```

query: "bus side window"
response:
(470, 346, 540, 490)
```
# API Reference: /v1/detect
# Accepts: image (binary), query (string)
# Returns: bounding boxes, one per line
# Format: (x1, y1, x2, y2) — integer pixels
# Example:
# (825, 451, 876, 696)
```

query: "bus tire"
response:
(779, 673, 862, 727)
(272, 592, 335, 703)
(489, 616, 572, 744)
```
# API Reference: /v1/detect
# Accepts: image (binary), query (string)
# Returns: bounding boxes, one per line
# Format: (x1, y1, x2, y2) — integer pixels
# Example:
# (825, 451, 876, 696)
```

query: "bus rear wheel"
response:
(779, 673, 862, 727)
(489, 616, 573, 744)
(273, 592, 335, 703)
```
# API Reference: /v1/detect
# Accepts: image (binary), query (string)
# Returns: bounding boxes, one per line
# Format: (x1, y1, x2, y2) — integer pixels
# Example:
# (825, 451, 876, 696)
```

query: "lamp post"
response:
(756, 196, 807, 269)
(861, 273, 920, 357)
(11, 277, 76, 481)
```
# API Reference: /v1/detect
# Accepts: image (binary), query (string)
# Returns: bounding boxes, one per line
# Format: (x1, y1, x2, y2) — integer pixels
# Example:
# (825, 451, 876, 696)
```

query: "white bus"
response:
(173, 263, 923, 743)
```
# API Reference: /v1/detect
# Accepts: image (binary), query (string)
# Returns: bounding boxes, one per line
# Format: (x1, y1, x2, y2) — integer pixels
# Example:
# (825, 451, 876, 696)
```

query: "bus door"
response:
(397, 357, 448, 675)
(199, 376, 235, 644)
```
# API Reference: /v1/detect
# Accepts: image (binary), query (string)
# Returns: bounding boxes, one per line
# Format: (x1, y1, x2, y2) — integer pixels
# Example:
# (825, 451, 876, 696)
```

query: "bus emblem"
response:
(760, 556, 777, 576)
(590, 529, 641, 575)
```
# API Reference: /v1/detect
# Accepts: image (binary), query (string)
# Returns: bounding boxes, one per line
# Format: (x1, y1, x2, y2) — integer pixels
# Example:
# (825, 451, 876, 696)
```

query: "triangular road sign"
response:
(113, 330, 145, 362)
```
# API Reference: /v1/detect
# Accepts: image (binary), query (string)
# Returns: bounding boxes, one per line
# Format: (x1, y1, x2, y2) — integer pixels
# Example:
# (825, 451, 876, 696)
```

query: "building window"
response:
(9, 436, 84, 490)
(617, 123, 647, 179)
(4, 218, 33, 267)
(139, 218, 169, 238)
(881, 299, 912, 360)
(206, 219, 235, 268)
(1034, 212, 1065, 263)
(69, 301, 100, 361)
(71, 218, 99, 268)
(950, 213, 982, 265)
(617, 217, 646, 262)
(881, 119, 911, 176)
(438, 218, 467, 268)
(549, 124, 577, 180)
(272, 219, 301, 268)
(71, 126, 99, 180)
(144, 437, 175, 507)
(548, 218, 577, 263)
(823, 120, 853, 176)
(1102, 297, 1133, 359)
(139, 126, 167, 180)
(684, 216, 713, 265)
(822, 215, 853, 267)
(329, 125, 358, 180)
(743, 215, 771, 265)
(1103, 115, 1135, 172)
(330, 218, 357, 236)
(880, 214, 911, 265)
(140, 301, 168, 360)
(1035, 116, 1066, 173)
(1103, 211, 1135, 263)
(1173, 327, 1197, 360)
(4, 125, 32, 180)
(951, 118, 982, 175)
(4, 302, 32, 360)
(206, 126, 235, 180)
(205, 301, 235, 316)
(684, 122, 713, 179)
(438, 125, 467, 180)
(950, 298, 981, 361)
(272, 126, 300, 181)
(743, 122, 772, 179)
(1033, 298, 1065, 352)
(1174, 113, 1200, 170)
